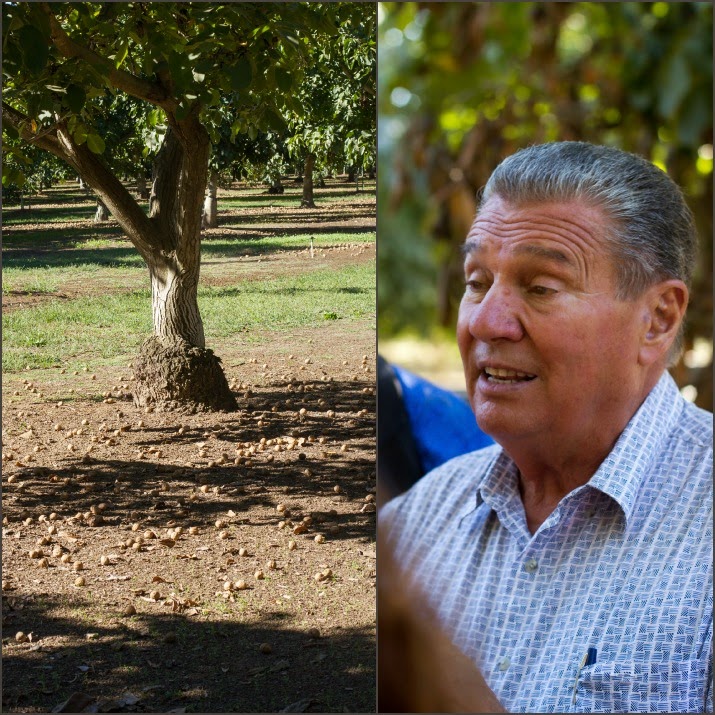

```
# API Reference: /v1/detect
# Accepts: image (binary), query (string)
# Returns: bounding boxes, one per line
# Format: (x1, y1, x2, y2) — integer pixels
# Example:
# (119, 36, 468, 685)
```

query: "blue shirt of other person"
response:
(392, 364, 494, 474)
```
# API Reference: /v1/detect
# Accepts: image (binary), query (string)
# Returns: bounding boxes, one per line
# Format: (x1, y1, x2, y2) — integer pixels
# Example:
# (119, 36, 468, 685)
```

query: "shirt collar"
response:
(587, 371, 684, 523)
(474, 449, 519, 513)
(474, 372, 685, 525)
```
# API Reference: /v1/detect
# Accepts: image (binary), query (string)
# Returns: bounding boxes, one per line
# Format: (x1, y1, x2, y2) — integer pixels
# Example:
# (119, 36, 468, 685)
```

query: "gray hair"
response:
(479, 141, 698, 363)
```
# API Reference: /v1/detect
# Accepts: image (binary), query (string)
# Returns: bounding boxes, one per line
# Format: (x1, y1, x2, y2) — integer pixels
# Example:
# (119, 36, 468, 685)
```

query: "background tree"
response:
(2, 1, 350, 412)
(286, 2, 376, 208)
(2, 139, 71, 208)
(378, 1, 712, 409)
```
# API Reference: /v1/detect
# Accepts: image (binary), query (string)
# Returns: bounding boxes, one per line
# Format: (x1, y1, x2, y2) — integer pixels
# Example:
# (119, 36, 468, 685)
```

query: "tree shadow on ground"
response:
(2, 204, 102, 224)
(2, 594, 375, 713)
(2, 224, 128, 250)
(2, 246, 145, 271)
(3, 232, 373, 272)
(222, 204, 375, 220)
(201, 286, 372, 299)
(4, 379, 375, 542)
(3, 241, 374, 269)
(2, 376, 376, 713)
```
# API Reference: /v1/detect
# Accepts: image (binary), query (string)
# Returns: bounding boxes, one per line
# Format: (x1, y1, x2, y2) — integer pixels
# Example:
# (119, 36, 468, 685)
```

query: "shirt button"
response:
(524, 558, 538, 573)
(497, 656, 510, 671)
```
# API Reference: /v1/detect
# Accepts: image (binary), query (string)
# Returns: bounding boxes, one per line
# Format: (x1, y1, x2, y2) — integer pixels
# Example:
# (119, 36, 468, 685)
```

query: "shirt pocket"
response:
(573, 659, 701, 713)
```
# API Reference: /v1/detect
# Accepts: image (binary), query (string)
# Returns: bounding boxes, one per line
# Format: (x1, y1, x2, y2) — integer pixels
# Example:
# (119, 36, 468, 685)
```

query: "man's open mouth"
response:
(483, 367, 537, 384)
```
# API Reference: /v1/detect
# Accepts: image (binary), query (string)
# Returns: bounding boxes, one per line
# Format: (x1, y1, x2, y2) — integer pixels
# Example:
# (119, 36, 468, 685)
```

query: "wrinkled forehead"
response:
(463, 195, 619, 278)
(466, 196, 613, 250)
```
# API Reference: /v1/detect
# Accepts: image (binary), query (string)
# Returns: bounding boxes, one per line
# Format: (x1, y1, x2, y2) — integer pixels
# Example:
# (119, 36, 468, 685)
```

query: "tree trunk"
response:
(135, 174, 149, 200)
(131, 248, 235, 412)
(347, 166, 356, 183)
(267, 171, 284, 194)
(202, 174, 218, 228)
(134, 128, 235, 411)
(2, 103, 237, 413)
(300, 153, 316, 208)
(94, 198, 109, 222)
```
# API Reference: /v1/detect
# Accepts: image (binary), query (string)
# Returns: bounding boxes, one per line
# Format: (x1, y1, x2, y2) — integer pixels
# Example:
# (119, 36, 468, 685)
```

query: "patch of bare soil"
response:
(201, 241, 376, 288)
(2, 331, 376, 712)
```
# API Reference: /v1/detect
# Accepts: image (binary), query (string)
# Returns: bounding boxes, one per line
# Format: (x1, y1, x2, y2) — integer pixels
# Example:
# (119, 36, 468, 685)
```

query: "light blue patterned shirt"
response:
(380, 371, 713, 713)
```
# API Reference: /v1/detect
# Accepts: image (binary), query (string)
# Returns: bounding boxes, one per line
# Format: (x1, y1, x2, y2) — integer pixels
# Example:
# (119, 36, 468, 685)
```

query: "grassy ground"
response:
(2, 176, 377, 713)
(3, 180, 375, 374)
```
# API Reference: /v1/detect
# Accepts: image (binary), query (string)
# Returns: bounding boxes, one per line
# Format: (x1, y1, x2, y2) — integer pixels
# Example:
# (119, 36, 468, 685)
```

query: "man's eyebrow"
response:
(461, 238, 481, 257)
(461, 239, 573, 266)
(513, 243, 574, 265)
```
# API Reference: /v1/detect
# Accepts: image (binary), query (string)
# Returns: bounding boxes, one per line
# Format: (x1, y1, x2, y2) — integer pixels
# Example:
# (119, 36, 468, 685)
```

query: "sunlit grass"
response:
(2, 262, 375, 372)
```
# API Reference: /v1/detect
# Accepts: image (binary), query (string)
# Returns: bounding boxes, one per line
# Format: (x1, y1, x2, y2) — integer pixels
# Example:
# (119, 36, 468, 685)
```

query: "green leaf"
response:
(264, 108, 287, 134)
(8, 146, 32, 165)
(2, 166, 26, 188)
(194, 58, 216, 75)
(86, 133, 106, 154)
(115, 40, 129, 69)
(65, 84, 86, 114)
(228, 57, 252, 90)
(230, 119, 242, 142)
(73, 126, 88, 146)
(275, 68, 292, 92)
(18, 24, 49, 75)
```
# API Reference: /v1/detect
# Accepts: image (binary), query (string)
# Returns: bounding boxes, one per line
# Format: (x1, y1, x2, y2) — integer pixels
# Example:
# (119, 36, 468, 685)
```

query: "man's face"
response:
(457, 196, 649, 451)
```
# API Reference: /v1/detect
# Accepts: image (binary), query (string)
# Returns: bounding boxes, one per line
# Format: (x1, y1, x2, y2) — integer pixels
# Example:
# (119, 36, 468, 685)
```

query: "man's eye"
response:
(528, 285, 557, 296)
(466, 280, 487, 294)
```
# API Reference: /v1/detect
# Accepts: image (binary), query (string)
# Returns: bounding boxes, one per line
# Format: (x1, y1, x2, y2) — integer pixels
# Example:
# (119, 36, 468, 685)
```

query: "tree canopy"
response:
(3, 2, 375, 197)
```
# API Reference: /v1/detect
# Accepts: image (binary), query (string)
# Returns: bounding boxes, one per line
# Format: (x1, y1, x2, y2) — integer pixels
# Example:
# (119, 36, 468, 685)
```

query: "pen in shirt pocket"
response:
(572, 647, 597, 704)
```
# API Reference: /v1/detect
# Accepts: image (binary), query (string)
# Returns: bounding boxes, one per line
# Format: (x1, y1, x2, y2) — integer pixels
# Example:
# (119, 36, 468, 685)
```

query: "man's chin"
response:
(474, 407, 537, 443)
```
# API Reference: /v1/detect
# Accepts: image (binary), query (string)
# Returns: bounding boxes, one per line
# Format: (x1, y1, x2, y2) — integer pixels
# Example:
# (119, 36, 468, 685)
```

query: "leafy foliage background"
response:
(377, 1, 712, 408)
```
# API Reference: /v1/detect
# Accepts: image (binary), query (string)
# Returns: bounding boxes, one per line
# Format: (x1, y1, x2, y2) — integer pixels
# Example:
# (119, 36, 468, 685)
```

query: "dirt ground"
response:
(2, 182, 377, 713)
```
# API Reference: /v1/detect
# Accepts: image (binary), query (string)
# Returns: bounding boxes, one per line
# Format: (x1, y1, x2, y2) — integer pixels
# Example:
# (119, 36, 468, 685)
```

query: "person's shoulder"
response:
(380, 444, 501, 527)
(660, 400, 713, 507)
(674, 399, 713, 451)
(380, 445, 501, 557)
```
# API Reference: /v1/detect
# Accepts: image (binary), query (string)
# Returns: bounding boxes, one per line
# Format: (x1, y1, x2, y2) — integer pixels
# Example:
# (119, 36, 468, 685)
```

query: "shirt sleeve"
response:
(704, 616, 713, 713)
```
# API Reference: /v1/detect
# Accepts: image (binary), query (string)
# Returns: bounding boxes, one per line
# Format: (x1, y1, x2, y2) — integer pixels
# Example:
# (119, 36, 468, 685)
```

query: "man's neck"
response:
(500, 369, 664, 533)
(516, 460, 603, 534)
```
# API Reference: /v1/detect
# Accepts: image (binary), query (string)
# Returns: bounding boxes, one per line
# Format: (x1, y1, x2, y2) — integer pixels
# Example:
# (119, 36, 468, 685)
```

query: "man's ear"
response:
(638, 280, 689, 366)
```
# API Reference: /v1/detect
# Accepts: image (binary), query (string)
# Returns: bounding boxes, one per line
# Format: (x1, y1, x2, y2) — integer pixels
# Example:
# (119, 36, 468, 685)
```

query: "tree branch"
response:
(38, 2, 177, 111)
(3, 102, 75, 167)
(5, 101, 158, 261)
(55, 123, 160, 263)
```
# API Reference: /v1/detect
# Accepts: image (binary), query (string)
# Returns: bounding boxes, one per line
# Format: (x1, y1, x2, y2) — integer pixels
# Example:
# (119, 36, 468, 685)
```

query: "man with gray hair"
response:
(379, 142, 712, 713)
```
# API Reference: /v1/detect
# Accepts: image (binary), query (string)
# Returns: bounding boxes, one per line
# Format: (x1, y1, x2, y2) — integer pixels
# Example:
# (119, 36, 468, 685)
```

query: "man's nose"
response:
(466, 284, 524, 342)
